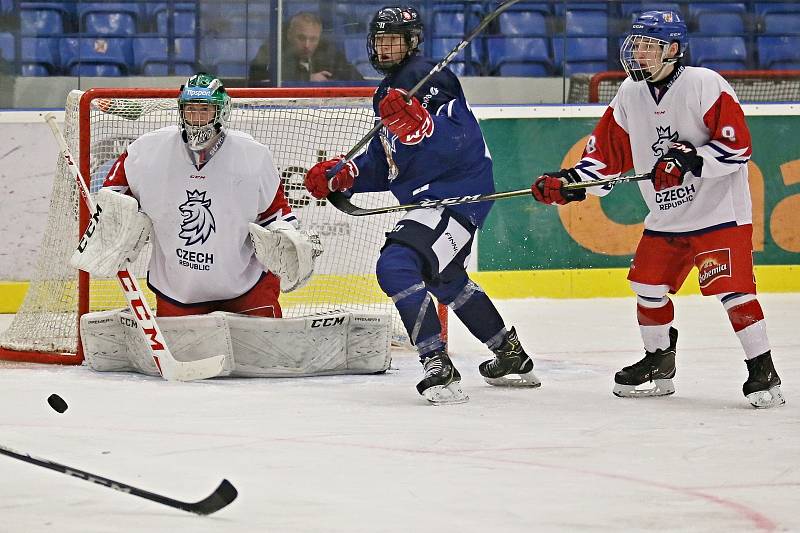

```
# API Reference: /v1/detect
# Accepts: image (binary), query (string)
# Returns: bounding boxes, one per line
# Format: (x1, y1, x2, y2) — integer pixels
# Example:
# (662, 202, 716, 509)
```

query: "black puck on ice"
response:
(47, 394, 68, 413)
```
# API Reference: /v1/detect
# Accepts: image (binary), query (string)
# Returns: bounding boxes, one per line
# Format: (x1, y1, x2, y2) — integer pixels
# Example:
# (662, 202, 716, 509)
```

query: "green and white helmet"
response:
(177, 72, 231, 150)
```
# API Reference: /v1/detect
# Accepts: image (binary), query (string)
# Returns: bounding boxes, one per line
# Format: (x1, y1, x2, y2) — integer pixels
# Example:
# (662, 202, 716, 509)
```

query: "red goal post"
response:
(567, 69, 800, 104)
(0, 87, 447, 364)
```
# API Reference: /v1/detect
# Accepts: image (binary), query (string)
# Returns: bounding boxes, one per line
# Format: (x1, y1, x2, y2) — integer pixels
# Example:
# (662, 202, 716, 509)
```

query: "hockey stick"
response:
(327, 173, 652, 216)
(325, 0, 523, 185)
(0, 443, 237, 515)
(44, 113, 228, 381)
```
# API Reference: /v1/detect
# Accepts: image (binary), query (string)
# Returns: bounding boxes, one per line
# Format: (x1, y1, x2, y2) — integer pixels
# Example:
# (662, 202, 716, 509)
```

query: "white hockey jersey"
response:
(574, 66, 752, 234)
(103, 126, 295, 304)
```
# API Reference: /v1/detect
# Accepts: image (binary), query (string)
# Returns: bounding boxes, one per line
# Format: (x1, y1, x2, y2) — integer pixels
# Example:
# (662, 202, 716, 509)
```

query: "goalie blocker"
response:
(80, 309, 392, 378)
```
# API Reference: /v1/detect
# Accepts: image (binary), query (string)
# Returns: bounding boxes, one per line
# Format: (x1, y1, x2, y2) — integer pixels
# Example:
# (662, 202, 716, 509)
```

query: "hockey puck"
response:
(47, 394, 68, 413)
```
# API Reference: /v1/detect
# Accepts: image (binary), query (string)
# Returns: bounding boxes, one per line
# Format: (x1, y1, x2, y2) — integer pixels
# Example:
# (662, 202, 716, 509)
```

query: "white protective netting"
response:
(0, 88, 414, 362)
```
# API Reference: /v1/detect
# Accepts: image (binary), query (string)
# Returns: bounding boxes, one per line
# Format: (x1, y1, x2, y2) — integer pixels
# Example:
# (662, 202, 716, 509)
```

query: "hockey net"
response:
(568, 69, 800, 103)
(0, 87, 444, 364)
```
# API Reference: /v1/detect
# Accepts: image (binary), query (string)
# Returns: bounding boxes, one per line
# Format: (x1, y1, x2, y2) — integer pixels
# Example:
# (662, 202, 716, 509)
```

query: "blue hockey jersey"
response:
(351, 55, 495, 227)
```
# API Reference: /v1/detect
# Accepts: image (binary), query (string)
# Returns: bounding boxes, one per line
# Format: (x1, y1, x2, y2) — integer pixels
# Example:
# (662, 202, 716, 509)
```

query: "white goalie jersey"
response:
(103, 126, 296, 304)
(572, 66, 753, 234)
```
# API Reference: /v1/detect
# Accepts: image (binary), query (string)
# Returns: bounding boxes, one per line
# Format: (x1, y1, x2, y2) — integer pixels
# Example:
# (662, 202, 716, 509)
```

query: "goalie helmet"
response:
(178, 72, 232, 151)
(620, 11, 687, 82)
(367, 6, 424, 74)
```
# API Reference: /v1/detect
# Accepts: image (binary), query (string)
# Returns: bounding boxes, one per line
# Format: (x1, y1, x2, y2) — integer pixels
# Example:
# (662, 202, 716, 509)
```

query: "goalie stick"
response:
(0, 444, 237, 515)
(44, 113, 228, 381)
(328, 172, 653, 216)
(325, 0, 523, 189)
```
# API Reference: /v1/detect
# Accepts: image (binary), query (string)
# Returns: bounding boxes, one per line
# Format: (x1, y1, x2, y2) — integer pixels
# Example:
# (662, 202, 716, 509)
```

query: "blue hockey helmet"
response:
(620, 11, 687, 82)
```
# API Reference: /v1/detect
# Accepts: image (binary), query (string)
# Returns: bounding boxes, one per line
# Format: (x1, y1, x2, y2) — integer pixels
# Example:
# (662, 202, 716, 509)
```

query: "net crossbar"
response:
(0, 87, 423, 363)
(569, 70, 800, 104)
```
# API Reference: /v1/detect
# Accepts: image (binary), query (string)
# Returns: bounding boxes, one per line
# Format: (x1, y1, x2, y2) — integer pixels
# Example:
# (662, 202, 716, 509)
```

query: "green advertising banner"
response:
(478, 113, 800, 271)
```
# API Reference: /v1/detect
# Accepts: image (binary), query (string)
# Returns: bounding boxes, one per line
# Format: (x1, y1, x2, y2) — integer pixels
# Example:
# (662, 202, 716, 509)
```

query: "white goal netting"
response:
(0, 88, 416, 363)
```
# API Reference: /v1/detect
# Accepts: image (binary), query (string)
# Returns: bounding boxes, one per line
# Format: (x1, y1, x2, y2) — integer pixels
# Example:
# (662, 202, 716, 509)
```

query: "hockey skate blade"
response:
(483, 370, 542, 388)
(422, 382, 469, 405)
(746, 385, 786, 409)
(613, 379, 675, 398)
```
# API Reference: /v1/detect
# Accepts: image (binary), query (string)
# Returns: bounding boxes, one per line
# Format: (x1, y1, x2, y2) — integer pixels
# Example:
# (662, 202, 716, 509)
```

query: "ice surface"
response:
(0, 294, 797, 532)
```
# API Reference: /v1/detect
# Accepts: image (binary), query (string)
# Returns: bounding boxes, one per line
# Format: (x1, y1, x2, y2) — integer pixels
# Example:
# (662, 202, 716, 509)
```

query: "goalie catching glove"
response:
(531, 168, 587, 205)
(70, 188, 152, 277)
(304, 157, 358, 200)
(249, 221, 323, 292)
(378, 88, 434, 145)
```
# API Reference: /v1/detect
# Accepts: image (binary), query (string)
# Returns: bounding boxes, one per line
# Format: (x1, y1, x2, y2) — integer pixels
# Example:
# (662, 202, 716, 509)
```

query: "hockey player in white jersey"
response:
(72, 72, 319, 317)
(530, 11, 784, 409)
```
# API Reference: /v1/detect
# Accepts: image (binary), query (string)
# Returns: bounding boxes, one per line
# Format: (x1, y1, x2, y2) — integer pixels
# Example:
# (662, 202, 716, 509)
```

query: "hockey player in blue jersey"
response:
(304, 6, 539, 404)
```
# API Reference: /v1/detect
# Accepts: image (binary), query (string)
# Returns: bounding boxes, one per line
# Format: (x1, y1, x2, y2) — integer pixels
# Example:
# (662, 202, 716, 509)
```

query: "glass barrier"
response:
(0, 0, 798, 108)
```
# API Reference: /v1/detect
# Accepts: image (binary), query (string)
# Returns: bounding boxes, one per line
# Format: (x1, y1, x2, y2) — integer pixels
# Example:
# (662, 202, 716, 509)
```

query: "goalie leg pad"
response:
(224, 311, 392, 377)
(81, 309, 234, 377)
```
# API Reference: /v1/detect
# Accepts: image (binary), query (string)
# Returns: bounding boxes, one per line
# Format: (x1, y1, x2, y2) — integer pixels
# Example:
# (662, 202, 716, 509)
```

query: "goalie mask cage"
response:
(568, 69, 800, 103)
(0, 87, 447, 365)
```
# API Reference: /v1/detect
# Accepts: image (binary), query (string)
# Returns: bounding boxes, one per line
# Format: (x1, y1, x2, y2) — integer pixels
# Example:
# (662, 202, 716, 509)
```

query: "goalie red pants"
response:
(152, 272, 282, 318)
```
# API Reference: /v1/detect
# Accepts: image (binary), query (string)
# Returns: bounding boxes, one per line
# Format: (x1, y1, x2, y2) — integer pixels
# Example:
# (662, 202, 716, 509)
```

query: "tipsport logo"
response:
(178, 190, 216, 246)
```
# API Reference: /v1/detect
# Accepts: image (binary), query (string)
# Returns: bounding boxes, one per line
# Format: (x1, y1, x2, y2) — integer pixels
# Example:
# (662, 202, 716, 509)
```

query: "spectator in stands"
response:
(250, 11, 363, 83)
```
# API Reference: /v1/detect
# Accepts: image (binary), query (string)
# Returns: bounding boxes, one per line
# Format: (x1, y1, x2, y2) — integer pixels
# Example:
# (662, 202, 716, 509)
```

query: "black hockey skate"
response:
(416, 352, 468, 405)
(478, 328, 541, 387)
(743, 351, 786, 409)
(613, 327, 678, 398)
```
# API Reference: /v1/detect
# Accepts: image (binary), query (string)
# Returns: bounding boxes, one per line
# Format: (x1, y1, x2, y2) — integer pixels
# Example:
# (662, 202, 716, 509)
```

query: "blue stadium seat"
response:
(133, 37, 195, 75)
(696, 12, 745, 35)
(155, 6, 197, 37)
(199, 38, 262, 77)
(432, 3, 482, 38)
(620, 3, 681, 19)
(84, 12, 138, 36)
(59, 37, 133, 76)
(689, 37, 747, 70)
(554, 3, 607, 16)
(21, 37, 59, 74)
(0, 0, 12, 16)
(432, 37, 483, 75)
(20, 2, 75, 20)
(487, 37, 551, 76)
(552, 37, 609, 75)
(498, 10, 547, 36)
(688, 3, 746, 20)
(565, 10, 608, 36)
(344, 36, 367, 65)
(757, 36, 800, 69)
(20, 8, 65, 35)
(762, 13, 800, 35)
(77, 3, 142, 32)
(755, 2, 800, 16)
(0, 32, 13, 62)
(503, 3, 551, 16)
(200, 2, 270, 38)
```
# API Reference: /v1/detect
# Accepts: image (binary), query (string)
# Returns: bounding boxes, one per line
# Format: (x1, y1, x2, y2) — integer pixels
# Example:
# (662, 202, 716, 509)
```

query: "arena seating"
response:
(2, 1, 799, 78)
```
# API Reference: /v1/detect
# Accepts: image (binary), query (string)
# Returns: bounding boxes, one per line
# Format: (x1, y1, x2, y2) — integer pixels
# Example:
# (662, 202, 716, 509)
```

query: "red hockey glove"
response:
(531, 168, 587, 205)
(304, 157, 358, 199)
(651, 141, 703, 192)
(378, 88, 434, 145)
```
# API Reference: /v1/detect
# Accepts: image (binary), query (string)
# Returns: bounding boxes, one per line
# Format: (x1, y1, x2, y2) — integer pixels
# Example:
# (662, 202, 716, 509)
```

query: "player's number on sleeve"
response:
(721, 126, 736, 142)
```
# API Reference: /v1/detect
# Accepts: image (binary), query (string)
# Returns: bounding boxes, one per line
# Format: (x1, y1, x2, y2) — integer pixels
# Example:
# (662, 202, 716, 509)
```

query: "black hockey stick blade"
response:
(328, 173, 652, 216)
(0, 444, 237, 516)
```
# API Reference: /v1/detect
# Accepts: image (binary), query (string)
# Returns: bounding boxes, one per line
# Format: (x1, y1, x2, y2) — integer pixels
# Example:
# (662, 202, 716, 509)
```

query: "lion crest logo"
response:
(651, 126, 679, 158)
(179, 190, 216, 246)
